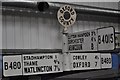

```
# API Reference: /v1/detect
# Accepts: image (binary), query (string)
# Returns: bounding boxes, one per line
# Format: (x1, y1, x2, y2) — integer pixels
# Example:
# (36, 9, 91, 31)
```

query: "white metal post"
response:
(62, 29, 71, 71)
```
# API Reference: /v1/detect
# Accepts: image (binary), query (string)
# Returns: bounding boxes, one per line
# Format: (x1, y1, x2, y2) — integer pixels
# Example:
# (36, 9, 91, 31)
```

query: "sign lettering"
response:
(68, 30, 97, 52)
(3, 55, 22, 77)
(101, 53, 112, 68)
(23, 53, 63, 75)
(98, 27, 115, 50)
(70, 53, 101, 70)
(57, 5, 76, 28)
(68, 27, 115, 52)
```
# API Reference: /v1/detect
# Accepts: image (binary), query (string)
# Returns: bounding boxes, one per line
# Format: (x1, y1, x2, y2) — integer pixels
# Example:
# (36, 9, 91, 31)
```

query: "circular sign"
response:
(57, 5, 76, 28)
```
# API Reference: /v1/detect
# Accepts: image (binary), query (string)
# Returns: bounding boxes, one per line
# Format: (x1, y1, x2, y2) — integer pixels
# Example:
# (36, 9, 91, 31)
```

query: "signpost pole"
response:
(62, 29, 71, 71)
(57, 5, 77, 71)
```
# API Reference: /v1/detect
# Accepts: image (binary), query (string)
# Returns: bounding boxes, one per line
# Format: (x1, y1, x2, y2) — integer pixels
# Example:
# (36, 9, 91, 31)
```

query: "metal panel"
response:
(38, 16, 51, 49)
(82, 15, 90, 31)
(2, 14, 7, 49)
(6, 15, 15, 49)
(77, 21, 84, 32)
(14, 15, 23, 49)
(51, 15, 62, 49)
(22, 16, 31, 49)
(30, 16, 39, 49)
(38, 14, 62, 49)
(2, 11, 63, 49)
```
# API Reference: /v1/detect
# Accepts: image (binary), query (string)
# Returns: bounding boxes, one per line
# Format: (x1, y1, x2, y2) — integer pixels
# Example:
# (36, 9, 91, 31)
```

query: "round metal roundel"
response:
(57, 5, 76, 28)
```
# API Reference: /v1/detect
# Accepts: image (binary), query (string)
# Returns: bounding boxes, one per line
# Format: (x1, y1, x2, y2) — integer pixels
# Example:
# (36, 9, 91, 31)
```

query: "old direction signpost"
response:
(57, 4, 115, 72)
(2, 53, 112, 77)
(67, 27, 115, 52)
(2, 27, 116, 77)
(57, 5, 77, 71)
(66, 27, 114, 71)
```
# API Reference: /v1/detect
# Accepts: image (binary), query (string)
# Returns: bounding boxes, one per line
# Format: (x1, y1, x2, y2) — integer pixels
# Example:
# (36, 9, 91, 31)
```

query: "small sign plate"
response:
(70, 53, 101, 70)
(3, 55, 22, 77)
(98, 27, 115, 50)
(68, 29, 97, 52)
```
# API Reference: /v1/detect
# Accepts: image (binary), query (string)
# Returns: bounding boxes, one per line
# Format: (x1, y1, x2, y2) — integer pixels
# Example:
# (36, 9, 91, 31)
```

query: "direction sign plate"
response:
(70, 53, 101, 70)
(3, 55, 22, 77)
(101, 53, 112, 68)
(68, 29, 97, 52)
(22, 53, 63, 75)
(98, 27, 115, 50)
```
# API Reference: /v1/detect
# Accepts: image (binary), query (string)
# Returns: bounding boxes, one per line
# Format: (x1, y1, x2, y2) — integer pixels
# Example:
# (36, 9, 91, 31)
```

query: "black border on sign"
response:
(97, 26, 115, 51)
(2, 54, 23, 78)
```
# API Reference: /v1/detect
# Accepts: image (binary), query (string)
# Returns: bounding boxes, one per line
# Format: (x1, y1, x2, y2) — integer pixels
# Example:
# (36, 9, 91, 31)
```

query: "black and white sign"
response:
(98, 27, 115, 50)
(70, 53, 101, 70)
(101, 53, 112, 68)
(2, 53, 113, 77)
(57, 5, 76, 28)
(22, 53, 63, 75)
(68, 29, 97, 52)
(3, 55, 22, 77)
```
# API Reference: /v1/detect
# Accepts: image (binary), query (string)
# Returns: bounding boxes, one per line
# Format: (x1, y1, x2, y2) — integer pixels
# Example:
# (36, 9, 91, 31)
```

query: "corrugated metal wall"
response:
(2, 2, 120, 49)
(2, 11, 62, 49)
